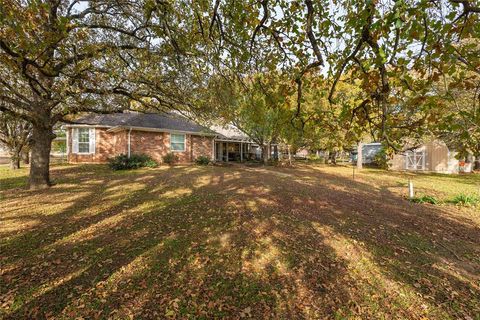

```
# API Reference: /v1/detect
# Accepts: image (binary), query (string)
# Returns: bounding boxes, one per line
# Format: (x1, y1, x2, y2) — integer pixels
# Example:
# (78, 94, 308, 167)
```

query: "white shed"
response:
(390, 140, 473, 174)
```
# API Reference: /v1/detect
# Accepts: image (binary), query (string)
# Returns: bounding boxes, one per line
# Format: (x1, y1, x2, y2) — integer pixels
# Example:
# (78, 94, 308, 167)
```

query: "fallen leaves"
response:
(0, 164, 479, 319)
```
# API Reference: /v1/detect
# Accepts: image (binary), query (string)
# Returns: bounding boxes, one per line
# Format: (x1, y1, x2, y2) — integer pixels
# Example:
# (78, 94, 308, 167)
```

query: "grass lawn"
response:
(1, 164, 479, 319)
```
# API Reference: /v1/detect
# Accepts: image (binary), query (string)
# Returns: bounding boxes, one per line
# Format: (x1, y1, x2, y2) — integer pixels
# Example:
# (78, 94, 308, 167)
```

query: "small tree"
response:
(436, 72, 480, 169)
(215, 73, 294, 164)
(0, 112, 31, 169)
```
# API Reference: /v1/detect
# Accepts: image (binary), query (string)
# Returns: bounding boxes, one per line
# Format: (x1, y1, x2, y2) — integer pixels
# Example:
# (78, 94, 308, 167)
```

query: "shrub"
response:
(306, 154, 326, 163)
(108, 154, 158, 170)
(162, 152, 178, 165)
(372, 147, 389, 169)
(195, 155, 210, 165)
(411, 195, 439, 205)
(449, 194, 479, 206)
(143, 158, 158, 168)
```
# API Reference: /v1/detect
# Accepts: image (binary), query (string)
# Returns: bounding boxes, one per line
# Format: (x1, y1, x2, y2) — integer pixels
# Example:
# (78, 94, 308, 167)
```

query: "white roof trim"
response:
(65, 124, 112, 128)
(215, 138, 255, 143)
(106, 125, 216, 136)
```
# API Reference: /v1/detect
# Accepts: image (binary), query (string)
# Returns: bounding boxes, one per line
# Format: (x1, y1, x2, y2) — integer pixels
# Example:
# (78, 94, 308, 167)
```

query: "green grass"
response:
(0, 166, 29, 191)
(411, 195, 440, 204)
(449, 193, 480, 206)
(0, 163, 479, 319)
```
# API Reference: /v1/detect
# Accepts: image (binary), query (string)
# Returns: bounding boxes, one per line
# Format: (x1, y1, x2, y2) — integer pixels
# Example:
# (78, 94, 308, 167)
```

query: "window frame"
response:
(170, 133, 186, 152)
(77, 128, 91, 154)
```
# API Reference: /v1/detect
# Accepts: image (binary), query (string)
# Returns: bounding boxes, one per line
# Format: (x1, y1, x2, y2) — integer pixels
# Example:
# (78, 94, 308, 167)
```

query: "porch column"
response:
(226, 142, 228, 162)
(212, 140, 215, 161)
(240, 142, 243, 162)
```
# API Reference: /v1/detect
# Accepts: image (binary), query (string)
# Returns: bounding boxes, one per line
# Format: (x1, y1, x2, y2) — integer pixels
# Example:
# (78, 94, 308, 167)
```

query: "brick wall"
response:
(114, 130, 128, 155)
(192, 135, 214, 161)
(129, 130, 170, 163)
(67, 127, 115, 163)
(68, 127, 214, 164)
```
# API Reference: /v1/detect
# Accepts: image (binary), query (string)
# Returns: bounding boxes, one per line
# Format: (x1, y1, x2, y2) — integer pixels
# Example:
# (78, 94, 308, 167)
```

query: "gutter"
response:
(106, 125, 216, 136)
(128, 127, 132, 158)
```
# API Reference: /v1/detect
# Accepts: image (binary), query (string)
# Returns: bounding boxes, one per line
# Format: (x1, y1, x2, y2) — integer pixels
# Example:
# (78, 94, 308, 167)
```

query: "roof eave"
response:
(106, 125, 216, 136)
(65, 124, 113, 128)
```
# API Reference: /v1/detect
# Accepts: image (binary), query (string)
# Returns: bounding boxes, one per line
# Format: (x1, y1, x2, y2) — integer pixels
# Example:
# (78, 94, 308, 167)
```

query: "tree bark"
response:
(261, 144, 269, 164)
(329, 151, 338, 165)
(273, 145, 278, 161)
(22, 148, 30, 165)
(474, 155, 480, 171)
(9, 150, 21, 169)
(29, 124, 55, 189)
(288, 145, 292, 165)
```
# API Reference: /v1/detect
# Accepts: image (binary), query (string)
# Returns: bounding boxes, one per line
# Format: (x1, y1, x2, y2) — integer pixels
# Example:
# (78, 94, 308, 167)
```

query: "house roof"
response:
(70, 113, 215, 135)
(210, 125, 251, 142)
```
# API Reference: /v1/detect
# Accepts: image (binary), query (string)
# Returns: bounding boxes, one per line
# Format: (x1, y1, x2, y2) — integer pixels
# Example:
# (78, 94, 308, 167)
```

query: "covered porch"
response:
(214, 139, 260, 162)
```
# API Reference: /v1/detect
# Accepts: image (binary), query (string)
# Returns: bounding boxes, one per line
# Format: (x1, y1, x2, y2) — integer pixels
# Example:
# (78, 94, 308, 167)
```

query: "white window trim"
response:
(72, 127, 96, 154)
(170, 133, 186, 152)
(77, 128, 91, 154)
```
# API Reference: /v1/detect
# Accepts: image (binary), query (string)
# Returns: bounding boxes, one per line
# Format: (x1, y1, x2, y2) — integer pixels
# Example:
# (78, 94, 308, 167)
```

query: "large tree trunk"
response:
(29, 124, 55, 189)
(329, 151, 338, 165)
(9, 149, 21, 169)
(474, 154, 480, 171)
(22, 148, 30, 165)
(261, 145, 269, 164)
(288, 145, 292, 165)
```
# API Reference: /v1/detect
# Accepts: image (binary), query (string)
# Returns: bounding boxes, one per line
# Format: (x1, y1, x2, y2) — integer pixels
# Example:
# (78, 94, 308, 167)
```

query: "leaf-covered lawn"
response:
(1, 164, 479, 319)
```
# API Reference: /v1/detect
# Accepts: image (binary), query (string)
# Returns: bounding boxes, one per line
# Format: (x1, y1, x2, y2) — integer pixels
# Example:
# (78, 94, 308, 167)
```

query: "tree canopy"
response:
(0, 0, 479, 187)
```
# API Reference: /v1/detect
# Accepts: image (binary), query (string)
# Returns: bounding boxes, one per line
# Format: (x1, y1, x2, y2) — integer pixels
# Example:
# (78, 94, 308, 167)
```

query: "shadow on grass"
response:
(0, 164, 479, 318)
(0, 175, 28, 191)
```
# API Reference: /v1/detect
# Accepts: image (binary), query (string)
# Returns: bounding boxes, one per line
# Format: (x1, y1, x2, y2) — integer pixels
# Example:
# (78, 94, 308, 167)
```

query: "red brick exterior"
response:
(67, 128, 114, 163)
(192, 135, 214, 160)
(67, 127, 214, 164)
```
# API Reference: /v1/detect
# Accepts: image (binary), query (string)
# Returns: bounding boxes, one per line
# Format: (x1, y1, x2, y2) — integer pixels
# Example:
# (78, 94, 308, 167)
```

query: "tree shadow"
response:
(1, 164, 479, 318)
(263, 165, 480, 317)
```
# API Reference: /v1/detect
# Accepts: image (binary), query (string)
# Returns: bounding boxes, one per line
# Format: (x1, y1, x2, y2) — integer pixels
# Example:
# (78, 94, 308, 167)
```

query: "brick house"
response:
(66, 113, 217, 164)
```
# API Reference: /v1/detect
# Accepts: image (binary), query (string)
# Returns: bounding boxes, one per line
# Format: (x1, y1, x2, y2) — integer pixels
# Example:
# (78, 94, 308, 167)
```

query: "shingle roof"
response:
(72, 113, 215, 134)
(210, 125, 251, 141)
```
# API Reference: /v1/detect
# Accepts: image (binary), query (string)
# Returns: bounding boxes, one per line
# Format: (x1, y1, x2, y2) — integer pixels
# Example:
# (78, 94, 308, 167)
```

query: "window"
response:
(72, 128, 95, 154)
(170, 133, 185, 151)
(78, 128, 90, 153)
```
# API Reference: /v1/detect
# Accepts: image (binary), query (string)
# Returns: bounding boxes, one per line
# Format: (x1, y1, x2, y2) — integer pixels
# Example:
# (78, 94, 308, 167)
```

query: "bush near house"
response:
(195, 155, 210, 165)
(108, 154, 158, 170)
(162, 152, 178, 165)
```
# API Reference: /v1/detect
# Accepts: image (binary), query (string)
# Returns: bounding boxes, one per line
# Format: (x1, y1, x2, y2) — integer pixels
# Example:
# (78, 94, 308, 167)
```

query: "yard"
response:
(1, 164, 479, 319)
